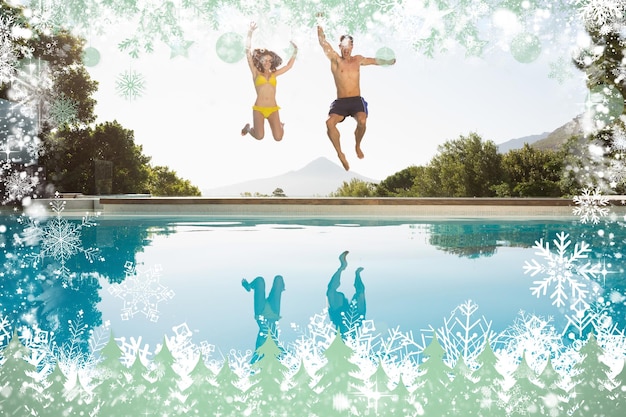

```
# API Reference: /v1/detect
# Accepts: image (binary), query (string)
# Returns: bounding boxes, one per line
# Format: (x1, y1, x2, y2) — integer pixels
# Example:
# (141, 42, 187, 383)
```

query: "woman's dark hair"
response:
(252, 49, 282, 72)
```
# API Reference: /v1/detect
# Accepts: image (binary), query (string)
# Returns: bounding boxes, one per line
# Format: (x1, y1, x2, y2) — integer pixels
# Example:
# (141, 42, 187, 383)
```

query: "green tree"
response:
(147, 337, 184, 415)
(314, 332, 365, 416)
(1, 5, 201, 197)
(473, 338, 506, 416)
(181, 355, 216, 415)
(92, 333, 130, 414)
(124, 352, 152, 416)
(569, 332, 615, 417)
(613, 358, 626, 413)
(506, 352, 542, 417)
(366, 361, 394, 414)
(569, 5, 626, 194)
(64, 373, 94, 417)
(0, 6, 98, 129)
(146, 165, 201, 196)
(413, 133, 503, 197)
(388, 374, 417, 417)
(44, 121, 152, 194)
(448, 354, 480, 417)
(416, 333, 452, 416)
(494, 144, 565, 197)
(330, 178, 377, 197)
(249, 334, 289, 416)
(573, 8, 625, 125)
(272, 187, 286, 197)
(43, 362, 73, 416)
(35, 32, 98, 129)
(536, 355, 568, 417)
(0, 332, 43, 416)
(287, 360, 318, 415)
(375, 166, 422, 196)
(214, 358, 244, 416)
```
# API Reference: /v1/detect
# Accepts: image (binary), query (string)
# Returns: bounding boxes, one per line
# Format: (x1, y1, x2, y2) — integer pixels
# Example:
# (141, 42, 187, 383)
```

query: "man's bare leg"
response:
(326, 114, 349, 170)
(354, 112, 367, 159)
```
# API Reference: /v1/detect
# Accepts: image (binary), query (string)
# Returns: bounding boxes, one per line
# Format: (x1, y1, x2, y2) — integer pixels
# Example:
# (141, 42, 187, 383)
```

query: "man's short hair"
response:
(340, 35, 354, 45)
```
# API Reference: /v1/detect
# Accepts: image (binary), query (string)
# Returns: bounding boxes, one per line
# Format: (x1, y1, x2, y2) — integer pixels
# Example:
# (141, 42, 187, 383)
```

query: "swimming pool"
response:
(1, 207, 625, 416)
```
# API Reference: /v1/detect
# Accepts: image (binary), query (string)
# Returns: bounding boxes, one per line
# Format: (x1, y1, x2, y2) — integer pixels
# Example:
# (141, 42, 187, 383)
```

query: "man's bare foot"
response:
(354, 268, 365, 291)
(356, 146, 364, 159)
(338, 152, 350, 170)
(339, 251, 349, 269)
(241, 123, 250, 136)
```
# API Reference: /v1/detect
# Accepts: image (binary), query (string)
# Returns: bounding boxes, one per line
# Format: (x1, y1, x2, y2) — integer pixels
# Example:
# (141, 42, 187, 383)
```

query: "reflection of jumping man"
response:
(242, 275, 285, 352)
(326, 251, 365, 337)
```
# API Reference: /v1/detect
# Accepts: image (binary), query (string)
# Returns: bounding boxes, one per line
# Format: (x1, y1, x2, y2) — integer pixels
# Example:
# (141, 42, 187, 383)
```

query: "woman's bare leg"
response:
(242, 110, 266, 140)
(267, 111, 284, 141)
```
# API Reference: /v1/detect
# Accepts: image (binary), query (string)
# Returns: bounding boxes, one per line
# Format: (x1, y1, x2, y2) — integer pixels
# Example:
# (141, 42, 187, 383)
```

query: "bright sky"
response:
(83, 7, 589, 191)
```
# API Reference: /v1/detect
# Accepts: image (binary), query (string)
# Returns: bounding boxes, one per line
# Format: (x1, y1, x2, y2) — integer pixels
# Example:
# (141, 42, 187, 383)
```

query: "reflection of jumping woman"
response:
(241, 21, 297, 141)
(242, 275, 285, 351)
(326, 251, 365, 336)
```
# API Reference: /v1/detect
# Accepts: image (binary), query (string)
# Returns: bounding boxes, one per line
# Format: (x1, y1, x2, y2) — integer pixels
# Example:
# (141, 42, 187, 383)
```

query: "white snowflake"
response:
(20, 195, 102, 279)
(563, 299, 612, 340)
(26, 1, 59, 36)
(578, 0, 626, 32)
(548, 56, 574, 84)
(108, 262, 175, 322)
(47, 93, 78, 126)
(114, 334, 153, 367)
(607, 157, 626, 188)
(498, 312, 566, 374)
(523, 232, 603, 311)
(611, 125, 626, 151)
(0, 37, 17, 84)
(4, 170, 38, 203)
(420, 299, 499, 369)
(0, 314, 11, 346)
(161, 322, 214, 375)
(0, 14, 15, 39)
(7, 58, 54, 121)
(115, 69, 145, 101)
(572, 188, 610, 224)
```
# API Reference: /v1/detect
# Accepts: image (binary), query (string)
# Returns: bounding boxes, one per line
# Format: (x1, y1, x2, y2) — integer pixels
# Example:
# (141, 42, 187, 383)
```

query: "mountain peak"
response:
(297, 156, 346, 173)
(202, 156, 377, 197)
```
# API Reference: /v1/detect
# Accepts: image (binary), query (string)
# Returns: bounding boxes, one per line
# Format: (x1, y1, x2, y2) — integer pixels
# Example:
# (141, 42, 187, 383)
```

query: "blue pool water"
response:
(1, 214, 625, 361)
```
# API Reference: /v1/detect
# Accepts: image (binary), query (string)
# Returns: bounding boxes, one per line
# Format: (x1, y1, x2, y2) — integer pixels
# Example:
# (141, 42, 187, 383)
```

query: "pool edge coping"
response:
(6, 196, 623, 220)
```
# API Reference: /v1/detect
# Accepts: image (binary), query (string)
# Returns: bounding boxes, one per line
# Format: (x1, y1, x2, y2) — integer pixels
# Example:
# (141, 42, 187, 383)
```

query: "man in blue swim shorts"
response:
(317, 18, 396, 170)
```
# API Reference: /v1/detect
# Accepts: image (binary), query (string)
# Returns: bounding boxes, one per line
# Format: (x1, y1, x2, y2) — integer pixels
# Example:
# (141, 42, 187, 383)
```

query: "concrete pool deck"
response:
(13, 195, 626, 219)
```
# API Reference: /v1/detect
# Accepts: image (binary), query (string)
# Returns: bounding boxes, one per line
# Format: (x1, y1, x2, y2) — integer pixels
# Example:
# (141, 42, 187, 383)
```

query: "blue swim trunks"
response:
(329, 96, 368, 121)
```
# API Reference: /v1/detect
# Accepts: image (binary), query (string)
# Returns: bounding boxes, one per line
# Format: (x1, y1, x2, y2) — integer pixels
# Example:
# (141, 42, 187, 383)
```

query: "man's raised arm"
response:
(317, 24, 336, 59)
(361, 56, 397, 66)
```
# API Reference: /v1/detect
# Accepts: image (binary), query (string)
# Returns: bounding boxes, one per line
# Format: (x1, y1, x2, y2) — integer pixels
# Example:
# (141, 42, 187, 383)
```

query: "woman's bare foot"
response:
(241, 123, 250, 136)
(338, 152, 350, 170)
(356, 146, 364, 159)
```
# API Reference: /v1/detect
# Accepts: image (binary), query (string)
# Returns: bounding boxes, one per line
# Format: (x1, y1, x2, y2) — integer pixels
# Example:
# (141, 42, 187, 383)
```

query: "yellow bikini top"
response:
(255, 73, 276, 87)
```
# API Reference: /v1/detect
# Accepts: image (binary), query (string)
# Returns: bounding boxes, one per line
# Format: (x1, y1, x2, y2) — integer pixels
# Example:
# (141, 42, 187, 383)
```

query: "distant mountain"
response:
(202, 157, 379, 197)
(496, 132, 550, 153)
(531, 115, 584, 150)
(496, 115, 585, 153)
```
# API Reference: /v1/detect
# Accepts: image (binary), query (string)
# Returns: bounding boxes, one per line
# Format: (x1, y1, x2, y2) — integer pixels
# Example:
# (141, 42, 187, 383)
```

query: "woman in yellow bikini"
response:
(241, 22, 297, 141)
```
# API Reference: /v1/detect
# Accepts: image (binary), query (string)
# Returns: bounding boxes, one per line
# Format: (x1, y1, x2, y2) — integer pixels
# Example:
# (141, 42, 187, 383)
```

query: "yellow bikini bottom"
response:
(252, 105, 280, 119)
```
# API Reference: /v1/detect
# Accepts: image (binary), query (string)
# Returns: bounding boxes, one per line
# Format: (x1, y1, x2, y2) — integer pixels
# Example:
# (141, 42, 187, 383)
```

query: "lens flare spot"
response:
(510, 32, 542, 63)
(216, 32, 245, 64)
